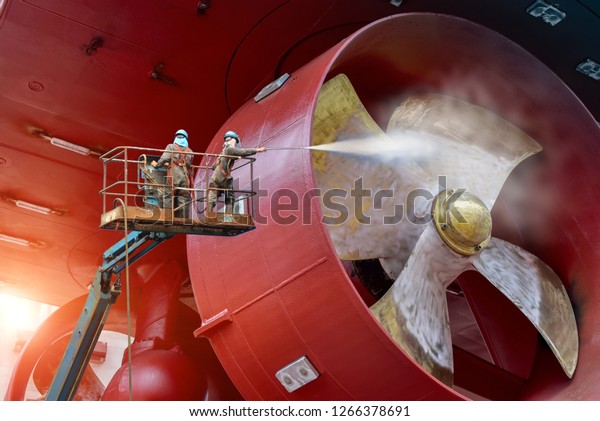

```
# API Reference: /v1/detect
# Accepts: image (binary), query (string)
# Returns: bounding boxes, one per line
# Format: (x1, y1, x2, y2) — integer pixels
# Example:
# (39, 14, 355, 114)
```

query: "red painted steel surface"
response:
(101, 260, 209, 400)
(5, 263, 239, 400)
(188, 14, 600, 400)
(0, 0, 395, 313)
(3, 3, 599, 400)
(102, 350, 207, 401)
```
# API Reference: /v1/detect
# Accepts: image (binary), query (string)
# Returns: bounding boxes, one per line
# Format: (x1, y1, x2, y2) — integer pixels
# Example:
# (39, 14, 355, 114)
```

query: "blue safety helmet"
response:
(224, 130, 240, 143)
(174, 129, 189, 147)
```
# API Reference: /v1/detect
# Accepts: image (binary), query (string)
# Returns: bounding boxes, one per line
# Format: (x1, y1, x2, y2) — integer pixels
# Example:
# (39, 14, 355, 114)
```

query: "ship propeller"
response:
(312, 74, 579, 386)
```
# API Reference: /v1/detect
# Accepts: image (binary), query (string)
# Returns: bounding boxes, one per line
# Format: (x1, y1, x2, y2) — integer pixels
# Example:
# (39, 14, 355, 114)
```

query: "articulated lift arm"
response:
(45, 231, 171, 401)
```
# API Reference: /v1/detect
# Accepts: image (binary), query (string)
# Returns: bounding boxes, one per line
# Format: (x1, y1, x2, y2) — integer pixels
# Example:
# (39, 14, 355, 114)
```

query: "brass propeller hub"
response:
(432, 189, 492, 256)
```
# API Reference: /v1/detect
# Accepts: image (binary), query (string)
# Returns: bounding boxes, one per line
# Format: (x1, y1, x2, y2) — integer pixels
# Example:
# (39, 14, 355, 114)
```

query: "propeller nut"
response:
(432, 189, 492, 256)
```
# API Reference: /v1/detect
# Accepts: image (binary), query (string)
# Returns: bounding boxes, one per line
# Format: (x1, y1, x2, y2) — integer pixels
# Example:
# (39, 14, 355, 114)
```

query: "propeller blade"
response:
(32, 335, 105, 400)
(471, 237, 579, 377)
(312, 74, 435, 260)
(387, 93, 542, 209)
(370, 224, 471, 386)
(378, 94, 542, 277)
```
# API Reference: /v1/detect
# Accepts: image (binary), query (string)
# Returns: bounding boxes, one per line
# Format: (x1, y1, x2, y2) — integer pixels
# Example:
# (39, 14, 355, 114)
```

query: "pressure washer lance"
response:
(264, 146, 310, 150)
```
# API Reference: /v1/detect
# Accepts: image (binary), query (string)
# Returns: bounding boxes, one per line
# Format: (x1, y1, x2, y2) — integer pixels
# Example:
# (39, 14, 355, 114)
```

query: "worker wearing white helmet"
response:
(208, 130, 266, 213)
(151, 129, 194, 218)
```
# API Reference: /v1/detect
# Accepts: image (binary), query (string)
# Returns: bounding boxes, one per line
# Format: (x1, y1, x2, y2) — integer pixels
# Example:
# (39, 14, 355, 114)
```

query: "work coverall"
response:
(208, 145, 260, 213)
(156, 143, 193, 216)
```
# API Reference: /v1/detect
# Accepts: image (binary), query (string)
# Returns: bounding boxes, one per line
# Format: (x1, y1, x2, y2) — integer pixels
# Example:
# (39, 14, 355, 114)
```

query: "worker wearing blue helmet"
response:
(151, 129, 194, 218)
(223, 130, 239, 142)
(208, 130, 267, 213)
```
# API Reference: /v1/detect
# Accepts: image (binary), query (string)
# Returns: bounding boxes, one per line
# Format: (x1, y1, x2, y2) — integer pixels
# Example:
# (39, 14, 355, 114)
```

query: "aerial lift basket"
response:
(99, 146, 257, 236)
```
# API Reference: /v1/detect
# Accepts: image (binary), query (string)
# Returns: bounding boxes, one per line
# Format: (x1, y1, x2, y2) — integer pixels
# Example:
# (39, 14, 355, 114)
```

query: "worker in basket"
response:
(151, 129, 194, 218)
(208, 130, 266, 213)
